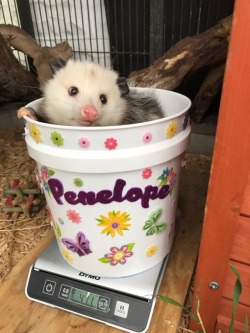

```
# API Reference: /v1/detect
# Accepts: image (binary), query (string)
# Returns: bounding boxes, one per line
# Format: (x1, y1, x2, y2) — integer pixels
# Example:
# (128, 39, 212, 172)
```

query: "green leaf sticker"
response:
(98, 257, 111, 264)
(127, 243, 135, 252)
(54, 223, 61, 238)
(49, 169, 55, 176)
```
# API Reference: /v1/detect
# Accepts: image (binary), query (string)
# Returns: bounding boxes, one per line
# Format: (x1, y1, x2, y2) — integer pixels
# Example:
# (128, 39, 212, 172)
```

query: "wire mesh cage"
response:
(0, 0, 234, 77)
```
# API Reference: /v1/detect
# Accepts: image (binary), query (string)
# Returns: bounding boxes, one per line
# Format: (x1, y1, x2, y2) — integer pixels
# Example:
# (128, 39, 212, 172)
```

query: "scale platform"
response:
(26, 239, 168, 333)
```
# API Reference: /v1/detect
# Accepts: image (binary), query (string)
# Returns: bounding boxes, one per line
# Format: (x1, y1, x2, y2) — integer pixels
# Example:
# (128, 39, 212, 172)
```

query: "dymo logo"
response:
(79, 272, 101, 280)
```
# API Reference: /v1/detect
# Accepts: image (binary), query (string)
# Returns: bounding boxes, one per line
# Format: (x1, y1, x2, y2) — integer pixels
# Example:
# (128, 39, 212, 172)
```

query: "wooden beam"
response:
(149, 0, 165, 63)
(190, 1, 250, 331)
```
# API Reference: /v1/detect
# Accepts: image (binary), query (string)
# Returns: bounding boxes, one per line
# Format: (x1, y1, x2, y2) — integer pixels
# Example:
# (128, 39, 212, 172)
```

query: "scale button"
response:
(43, 280, 56, 295)
(97, 297, 110, 312)
(114, 301, 130, 319)
(58, 284, 71, 300)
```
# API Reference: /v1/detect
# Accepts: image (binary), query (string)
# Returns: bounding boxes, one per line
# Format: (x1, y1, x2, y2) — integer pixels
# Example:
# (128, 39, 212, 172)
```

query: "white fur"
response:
(43, 60, 127, 126)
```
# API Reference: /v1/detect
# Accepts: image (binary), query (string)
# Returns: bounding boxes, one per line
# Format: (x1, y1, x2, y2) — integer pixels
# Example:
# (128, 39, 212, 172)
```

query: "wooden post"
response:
(149, 0, 165, 63)
(190, 0, 250, 331)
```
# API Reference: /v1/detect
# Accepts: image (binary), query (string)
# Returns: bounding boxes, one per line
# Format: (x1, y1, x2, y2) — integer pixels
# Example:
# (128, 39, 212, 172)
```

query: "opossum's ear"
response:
(50, 56, 67, 74)
(117, 77, 130, 96)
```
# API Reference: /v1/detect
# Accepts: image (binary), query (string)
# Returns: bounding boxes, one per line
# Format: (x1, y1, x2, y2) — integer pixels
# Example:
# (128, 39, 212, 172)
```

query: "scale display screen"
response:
(70, 288, 99, 309)
(57, 284, 111, 313)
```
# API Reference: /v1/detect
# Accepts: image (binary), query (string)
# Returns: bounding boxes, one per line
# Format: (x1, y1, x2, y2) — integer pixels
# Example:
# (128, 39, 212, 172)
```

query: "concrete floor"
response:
(0, 102, 216, 156)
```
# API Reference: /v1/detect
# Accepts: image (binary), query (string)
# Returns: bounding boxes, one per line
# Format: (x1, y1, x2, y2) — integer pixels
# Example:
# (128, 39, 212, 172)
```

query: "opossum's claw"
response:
(17, 107, 37, 120)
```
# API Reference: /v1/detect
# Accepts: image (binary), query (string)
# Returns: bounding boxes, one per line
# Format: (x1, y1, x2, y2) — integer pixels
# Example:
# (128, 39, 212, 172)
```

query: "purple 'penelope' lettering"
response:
(48, 177, 173, 208)
(96, 190, 113, 204)
(48, 178, 64, 204)
(158, 185, 170, 199)
(112, 179, 126, 202)
(64, 191, 80, 205)
(141, 185, 160, 208)
(86, 192, 97, 205)
(124, 187, 143, 203)
(77, 191, 88, 205)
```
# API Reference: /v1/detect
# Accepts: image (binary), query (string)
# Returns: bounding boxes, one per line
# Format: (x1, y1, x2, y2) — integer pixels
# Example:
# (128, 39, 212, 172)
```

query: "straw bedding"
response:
(0, 128, 51, 281)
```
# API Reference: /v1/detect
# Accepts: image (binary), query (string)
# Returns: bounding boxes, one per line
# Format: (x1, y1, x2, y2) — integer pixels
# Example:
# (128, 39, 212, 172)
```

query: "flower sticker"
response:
(78, 137, 90, 148)
(157, 166, 177, 192)
(99, 243, 134, 265)
(142, 132, 152, 143)
(168, 167, 177, 193)
(143, 208, 167, 236)
(104, 137, 118, 150)
(142, 168, 152, 179)
(51, 131, 64, 146)
(96, 210, 131, 237)
(146, 245, 158, 257)
(29, 123, 42, 144)
(74, 178, 84, 187)
(166, 121, 177, 138)
(61, 248, 73, 264)
(40, 166, 55, 196)
(35, 168, 44, 193)
(157, 167, 170, 186)
(66, 209, 81, 224)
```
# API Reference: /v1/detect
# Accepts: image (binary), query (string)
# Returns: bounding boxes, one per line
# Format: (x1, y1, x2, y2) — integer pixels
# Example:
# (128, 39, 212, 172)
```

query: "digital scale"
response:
(25, 239, 169, 333)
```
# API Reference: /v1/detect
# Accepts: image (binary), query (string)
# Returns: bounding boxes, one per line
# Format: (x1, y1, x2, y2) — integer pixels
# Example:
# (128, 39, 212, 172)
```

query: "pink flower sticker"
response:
(78, 137, 90, 148)
(99, 243, 135, 265)
(105, 137, 118, 150)
(142, 168, 152, 179)
(142, 132, 152, 143)
(66, 209, 81, 224)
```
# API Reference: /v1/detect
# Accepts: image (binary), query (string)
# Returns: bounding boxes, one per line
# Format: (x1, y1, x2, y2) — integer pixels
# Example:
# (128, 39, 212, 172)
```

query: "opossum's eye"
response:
(100, 94, 107, 104)
(68, 86, 79, 96)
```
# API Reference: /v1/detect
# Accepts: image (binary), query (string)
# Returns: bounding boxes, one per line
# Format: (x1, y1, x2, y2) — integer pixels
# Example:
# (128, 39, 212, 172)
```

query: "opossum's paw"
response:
(17, 107, 37, 120)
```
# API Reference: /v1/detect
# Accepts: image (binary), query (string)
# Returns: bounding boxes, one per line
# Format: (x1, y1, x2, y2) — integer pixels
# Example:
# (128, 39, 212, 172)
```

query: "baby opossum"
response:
(17, 57, 164, 126)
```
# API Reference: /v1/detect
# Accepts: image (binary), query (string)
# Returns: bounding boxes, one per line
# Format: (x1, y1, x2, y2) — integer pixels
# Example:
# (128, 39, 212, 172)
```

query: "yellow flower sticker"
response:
(166, 121, 177, 138)
(61, 248, 73, 264)
(146, 245, 158, 257)
(96, 210, 131, 238)
(29, 123, 42, 144)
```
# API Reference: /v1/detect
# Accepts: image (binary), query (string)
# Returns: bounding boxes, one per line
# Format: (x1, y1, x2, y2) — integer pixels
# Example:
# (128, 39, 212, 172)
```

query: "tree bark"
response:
(191, 62, 225, 123)
(0, 24, 72, 87)
(128, 16, 232, 91)
(0, 33, 39, 102)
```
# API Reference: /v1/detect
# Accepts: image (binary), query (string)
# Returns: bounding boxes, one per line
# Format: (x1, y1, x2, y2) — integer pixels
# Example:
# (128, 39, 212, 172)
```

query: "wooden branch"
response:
(2, 206, 39, 213)
(191, 62, 225, 123)
(0, 33, 40, 102)
(0, 24, 72, 89)
(4, 189, 41, 196)
(128, 16, 232, 90)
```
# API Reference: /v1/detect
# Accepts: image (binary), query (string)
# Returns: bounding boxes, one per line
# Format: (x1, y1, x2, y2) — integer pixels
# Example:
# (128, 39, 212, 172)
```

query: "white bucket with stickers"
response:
(23, 88, 191, 278)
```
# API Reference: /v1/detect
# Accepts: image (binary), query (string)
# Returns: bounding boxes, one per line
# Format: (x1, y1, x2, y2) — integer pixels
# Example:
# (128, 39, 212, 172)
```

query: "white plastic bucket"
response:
(23, 88, 191, 278)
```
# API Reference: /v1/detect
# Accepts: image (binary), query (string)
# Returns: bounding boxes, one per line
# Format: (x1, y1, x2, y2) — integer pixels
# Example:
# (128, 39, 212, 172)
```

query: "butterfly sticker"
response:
(61, 231, 92, 257)
(143, 208, 168, 236)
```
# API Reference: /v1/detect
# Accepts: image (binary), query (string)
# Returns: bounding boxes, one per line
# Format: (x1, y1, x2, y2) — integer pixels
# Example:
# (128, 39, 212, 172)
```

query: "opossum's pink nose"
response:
(81, 105, 98, 122)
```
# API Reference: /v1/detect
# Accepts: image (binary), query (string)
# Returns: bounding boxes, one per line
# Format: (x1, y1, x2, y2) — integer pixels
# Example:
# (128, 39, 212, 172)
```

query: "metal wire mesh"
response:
(0, 0, 234, 77)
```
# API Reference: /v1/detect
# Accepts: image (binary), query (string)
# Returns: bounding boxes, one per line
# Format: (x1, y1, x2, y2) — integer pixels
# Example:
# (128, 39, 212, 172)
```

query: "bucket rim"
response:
(24, 88, 191, 131)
